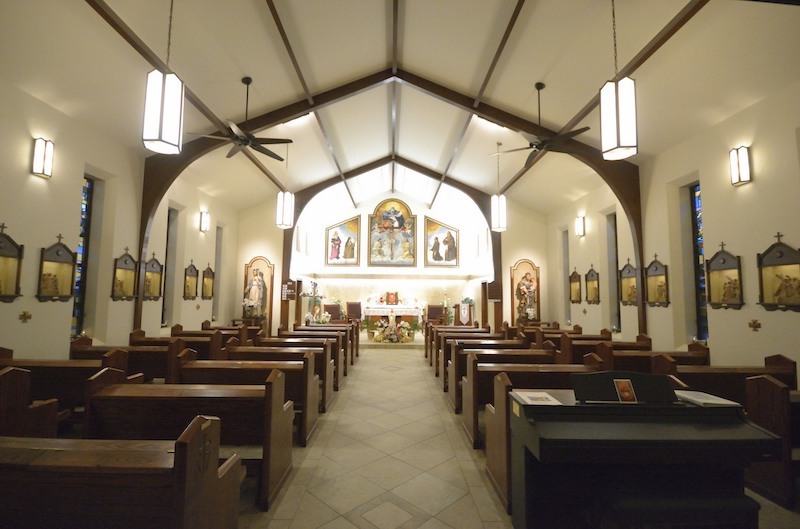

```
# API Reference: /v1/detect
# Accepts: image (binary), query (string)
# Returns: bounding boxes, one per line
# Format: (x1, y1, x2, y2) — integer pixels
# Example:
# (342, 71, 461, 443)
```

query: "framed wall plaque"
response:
(202, 264, 214, 300)
(645, 255, 669, 307)
(569, 268, 582, 304)
(585, 266, 600, 305)
(111, 249, 136, 301)
(143, 254, 163, 301)
(183, 261, 198, 300)
(757, 233, 800, 312)
(37, 235, 76, 302)
(619, 259, 637, 306)
(0, 224, 23, 302)
(706, 244, 743, 309)
(510, 259, 540, 324)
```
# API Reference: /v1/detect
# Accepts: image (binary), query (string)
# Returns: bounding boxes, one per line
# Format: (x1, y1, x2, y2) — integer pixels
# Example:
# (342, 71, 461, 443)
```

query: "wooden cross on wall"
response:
(748, 319, 761, 332)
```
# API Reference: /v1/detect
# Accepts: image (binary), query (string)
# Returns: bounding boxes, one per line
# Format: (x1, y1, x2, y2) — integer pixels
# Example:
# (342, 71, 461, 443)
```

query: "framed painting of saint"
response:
(424, 218, 458, 267)
(510, 259, 540, 325)
(368, 199, 416, 267)
(325, 216, 360, 266)
(243, 256, 275, 325)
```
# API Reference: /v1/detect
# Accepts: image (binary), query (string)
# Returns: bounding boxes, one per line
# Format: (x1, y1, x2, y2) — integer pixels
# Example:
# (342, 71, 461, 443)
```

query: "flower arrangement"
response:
(304, 311, 331, 324)
(373, 320, 414, 343)
(243, 298, 257, 317)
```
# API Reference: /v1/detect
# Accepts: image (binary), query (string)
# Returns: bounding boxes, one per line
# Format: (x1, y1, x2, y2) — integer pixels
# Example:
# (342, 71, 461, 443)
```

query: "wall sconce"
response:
(729, 146, 751, 186)
(199, 210, 210, 233)
(32, 138, 54, 178)
(575, 215, 586, 237)
(276, 191, 295, 229)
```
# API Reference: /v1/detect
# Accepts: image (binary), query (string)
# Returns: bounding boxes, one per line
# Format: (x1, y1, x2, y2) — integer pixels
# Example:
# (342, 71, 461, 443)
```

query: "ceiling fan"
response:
(493, 82, 589, 165)
(195, 76, 292, 161)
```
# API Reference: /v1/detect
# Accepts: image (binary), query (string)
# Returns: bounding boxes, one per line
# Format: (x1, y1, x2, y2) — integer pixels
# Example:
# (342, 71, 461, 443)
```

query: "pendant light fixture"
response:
(142, 0, 184, 155)
(600, 0, 637, 161)
(490, 142, 507, 232)
(276, 144, 295, 229)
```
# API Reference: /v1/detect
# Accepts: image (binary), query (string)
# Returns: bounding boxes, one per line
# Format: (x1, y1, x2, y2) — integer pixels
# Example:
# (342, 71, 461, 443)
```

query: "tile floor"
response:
(237, 338, 800, 529)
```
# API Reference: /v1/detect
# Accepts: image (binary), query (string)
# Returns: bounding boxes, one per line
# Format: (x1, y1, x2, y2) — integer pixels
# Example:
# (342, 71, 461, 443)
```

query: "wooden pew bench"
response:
(745, 374, 800, 509)
(71, 336, 185, 382)
(652, 353, 797, 406)
(462, 356, 598, 449)
(294, 322, 359, 365)
(593, 341, 710, 372)
(0, 415, 243, 529)
(434, 331, 503, 377)
(529, 327, 606, 350)
(85, 367, 293, 511)
(202, 319, 262, 339)
(278, 329, 349, 380)
(129, 329, 223, 362)
(447, 342, 555, 413)
(440, 335, 534, 393)
(172, 323, 246, 347)
(427, 325, 489, 367)
(252, 336, 344, 396)
(1, 348, 127, 420)
(0, 366, 61, 437)
(176, 349, 319, 446)
(559, 333, 651, 364)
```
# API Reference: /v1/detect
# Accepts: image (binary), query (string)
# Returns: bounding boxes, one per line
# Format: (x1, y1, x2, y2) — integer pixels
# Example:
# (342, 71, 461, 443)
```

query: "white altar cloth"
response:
(363, 305, 422, 319)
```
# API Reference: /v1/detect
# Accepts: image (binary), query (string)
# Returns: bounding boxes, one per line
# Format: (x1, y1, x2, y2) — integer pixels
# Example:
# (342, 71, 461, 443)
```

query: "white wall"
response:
(0, 79, 143, 356)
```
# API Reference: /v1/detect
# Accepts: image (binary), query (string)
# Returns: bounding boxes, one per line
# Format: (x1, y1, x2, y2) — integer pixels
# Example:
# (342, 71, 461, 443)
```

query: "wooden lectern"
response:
(453, 303, 473, 326)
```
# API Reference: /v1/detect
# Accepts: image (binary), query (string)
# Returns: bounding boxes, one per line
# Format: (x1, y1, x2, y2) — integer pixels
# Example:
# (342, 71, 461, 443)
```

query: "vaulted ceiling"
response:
(4, 0, 800, 214)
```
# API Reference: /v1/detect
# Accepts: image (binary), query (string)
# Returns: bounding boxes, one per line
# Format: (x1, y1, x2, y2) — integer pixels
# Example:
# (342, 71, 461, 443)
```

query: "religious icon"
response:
(325, 216, 360, 266)
(368, 199, 416, 267)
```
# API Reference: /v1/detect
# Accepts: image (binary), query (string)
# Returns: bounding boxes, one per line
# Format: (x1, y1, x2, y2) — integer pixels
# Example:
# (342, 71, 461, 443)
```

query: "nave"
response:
(235, 339, 800, 529)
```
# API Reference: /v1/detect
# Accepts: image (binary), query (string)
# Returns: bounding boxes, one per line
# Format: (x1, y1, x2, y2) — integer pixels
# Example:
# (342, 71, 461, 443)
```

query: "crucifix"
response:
(775, 232, 784, 243)
(748, 319, 761, 332)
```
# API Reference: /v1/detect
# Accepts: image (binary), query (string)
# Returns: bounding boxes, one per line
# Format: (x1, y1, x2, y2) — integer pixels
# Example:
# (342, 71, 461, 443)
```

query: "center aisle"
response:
(239, 339, 513, 529)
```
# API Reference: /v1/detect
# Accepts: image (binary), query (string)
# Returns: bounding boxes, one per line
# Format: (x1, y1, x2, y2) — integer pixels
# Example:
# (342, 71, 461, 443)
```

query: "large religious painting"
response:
(243, 256, 275, 325)
(325, 216, 360, 266)
(424, 218, 458, 267)
(368, 199, 416, 267)
(510, 259, 540, 325)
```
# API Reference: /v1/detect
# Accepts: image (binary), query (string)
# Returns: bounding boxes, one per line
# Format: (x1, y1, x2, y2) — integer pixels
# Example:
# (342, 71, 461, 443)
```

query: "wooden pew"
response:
(176, 349, 319, 446)
(485, 371, 687, 513)
(248, 335, 344, 396)
(202, 318, 261, 338)
(71, 336, 185, 383)
(172, 323, 245, 347)
(229, 337, 336, 411)
(558, 333, 651, 364)
(593, 341, 710, 372)
(440, 334, 534, 392)
(0, 415, 242, 529)
(278, 328, 349, 380)
(1, 348, 127, 418)
(434, 331, 502, 377)
(745, 374, 800, 509)
(294, 322, 359, 365)
(129, 329, 223, 362)
(529, 326, 601, 350)
(85, 367, 293, 511)
(447, 341, 555, 413)
(461, 356, 599, 449)
(652, 353, 797, 406)
(0, 366, 60, 437)
(427, 325, 488, 367)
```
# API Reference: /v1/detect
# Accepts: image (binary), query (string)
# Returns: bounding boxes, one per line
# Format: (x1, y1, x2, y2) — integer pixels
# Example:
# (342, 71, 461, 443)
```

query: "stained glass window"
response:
(72, 177, 93, 336)
(690, 184, 707, 340)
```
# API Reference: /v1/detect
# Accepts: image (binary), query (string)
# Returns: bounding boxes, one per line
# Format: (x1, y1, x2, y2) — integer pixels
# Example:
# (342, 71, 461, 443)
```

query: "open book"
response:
(675, 390, 741, 407)
(512, 390, 562, 406)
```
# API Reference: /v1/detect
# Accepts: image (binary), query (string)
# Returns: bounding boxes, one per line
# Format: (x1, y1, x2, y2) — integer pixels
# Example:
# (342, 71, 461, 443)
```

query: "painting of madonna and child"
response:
(368, 199, 417, 267)
(326, 216, 360, 266)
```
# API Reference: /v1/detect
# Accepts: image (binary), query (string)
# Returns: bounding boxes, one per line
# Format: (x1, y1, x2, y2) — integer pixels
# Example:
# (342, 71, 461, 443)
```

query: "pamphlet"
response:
(512, 390, 562, 406)
(674, 390, 741, 407)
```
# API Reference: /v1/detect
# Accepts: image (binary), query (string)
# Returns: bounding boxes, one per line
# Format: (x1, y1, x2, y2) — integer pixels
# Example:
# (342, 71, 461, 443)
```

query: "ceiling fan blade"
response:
(250, 143, 285, 161)
(226, 144, 244, 158)
(254, 138, 293, 145)
(525, 147, 545, 166)
(228, 121, 247, 139)
(490, 145, 535, 156)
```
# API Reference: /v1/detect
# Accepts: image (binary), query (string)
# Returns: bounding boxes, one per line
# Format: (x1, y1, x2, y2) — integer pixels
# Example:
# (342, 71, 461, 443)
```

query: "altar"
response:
(363, 304, 423, 324)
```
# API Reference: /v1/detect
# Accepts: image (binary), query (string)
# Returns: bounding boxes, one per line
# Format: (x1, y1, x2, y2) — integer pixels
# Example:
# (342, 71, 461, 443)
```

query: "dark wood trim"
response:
(473, 0, 526, 108)
(265, 0, 313, 105)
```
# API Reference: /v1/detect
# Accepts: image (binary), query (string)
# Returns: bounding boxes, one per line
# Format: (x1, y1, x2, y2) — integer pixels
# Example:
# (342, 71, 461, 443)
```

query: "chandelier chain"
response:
(166, 0, 175, 67)
(611, 0, 618, 76)
(496, 142, 502, 191)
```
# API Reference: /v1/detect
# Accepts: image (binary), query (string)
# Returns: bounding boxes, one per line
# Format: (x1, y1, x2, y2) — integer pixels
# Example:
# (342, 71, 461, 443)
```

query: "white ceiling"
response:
(4, 0, 800, 214)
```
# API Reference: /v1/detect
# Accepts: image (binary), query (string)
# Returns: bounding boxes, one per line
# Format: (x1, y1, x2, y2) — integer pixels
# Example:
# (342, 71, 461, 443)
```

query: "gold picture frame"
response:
(325, 215, 360, 266)
(510, 259, 540, 325)
(424, 217, 458, 267)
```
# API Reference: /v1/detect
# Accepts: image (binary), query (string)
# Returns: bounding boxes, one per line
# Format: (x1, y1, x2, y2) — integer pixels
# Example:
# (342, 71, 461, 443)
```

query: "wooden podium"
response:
(453, 303, 473, 326)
